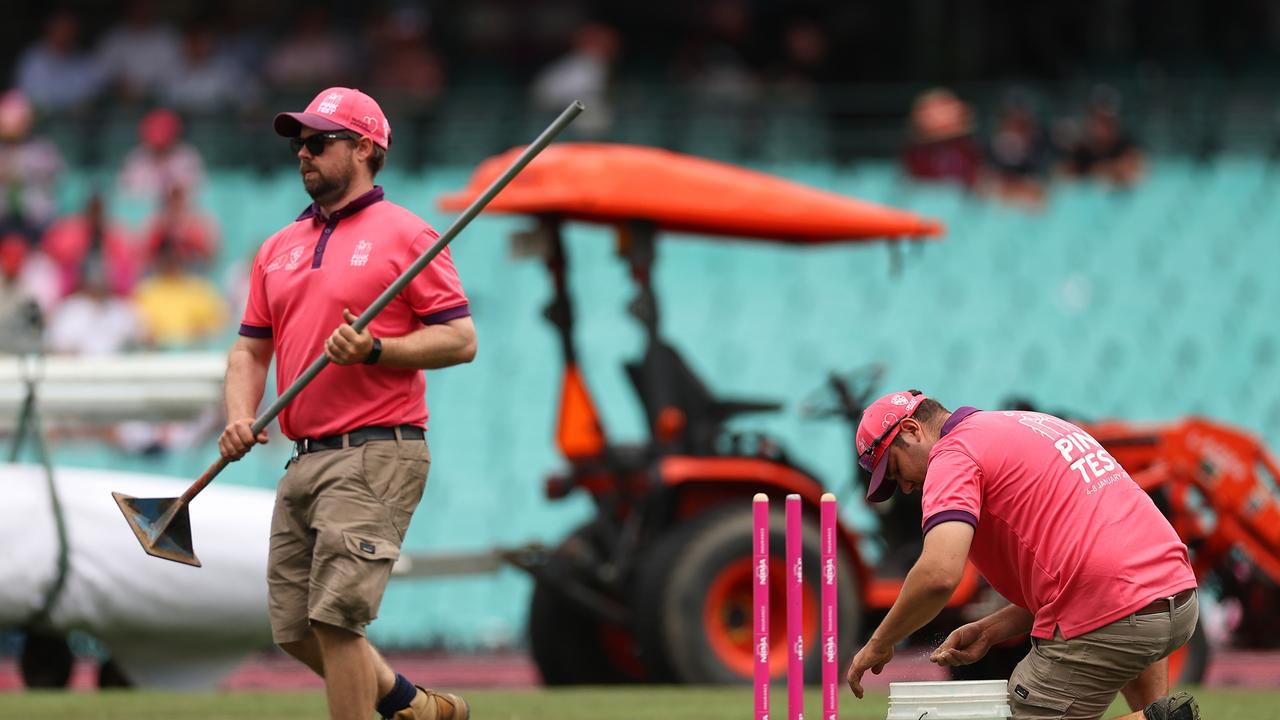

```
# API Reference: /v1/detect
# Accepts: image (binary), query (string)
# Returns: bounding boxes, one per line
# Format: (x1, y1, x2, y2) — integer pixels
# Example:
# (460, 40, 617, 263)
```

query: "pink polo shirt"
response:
(239, 187, 469, 439)
(922, 408, 1196, 640)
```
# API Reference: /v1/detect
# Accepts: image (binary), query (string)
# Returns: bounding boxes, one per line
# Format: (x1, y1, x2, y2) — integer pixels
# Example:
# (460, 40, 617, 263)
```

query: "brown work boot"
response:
(1143, 691, 1200, 720)
(392, 685, 470, 720)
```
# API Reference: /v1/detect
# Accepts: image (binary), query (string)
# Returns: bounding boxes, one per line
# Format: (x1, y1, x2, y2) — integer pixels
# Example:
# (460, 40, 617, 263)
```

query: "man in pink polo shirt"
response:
(844, 391, 1200, 720)
(218, 87, 475, 720)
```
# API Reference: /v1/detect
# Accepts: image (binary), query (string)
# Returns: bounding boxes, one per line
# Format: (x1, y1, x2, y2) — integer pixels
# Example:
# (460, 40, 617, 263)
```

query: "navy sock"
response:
(376, 673, 417, 719)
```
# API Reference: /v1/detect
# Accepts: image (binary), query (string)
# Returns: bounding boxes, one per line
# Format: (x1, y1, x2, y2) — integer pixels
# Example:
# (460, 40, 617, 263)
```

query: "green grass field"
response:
(0, 687, 1273, 720)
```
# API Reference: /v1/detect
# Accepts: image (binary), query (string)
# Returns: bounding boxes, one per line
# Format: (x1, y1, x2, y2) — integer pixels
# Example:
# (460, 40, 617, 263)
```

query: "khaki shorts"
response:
(1009, 590, 1199, 720)
(267, 433, 430, 643)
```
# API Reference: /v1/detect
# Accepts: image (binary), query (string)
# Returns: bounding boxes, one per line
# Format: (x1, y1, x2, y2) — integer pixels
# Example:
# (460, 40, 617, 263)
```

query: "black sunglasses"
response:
(290, 132, 360, 156)
(858, 415, 906, 472)
(857, 391, 923, 472)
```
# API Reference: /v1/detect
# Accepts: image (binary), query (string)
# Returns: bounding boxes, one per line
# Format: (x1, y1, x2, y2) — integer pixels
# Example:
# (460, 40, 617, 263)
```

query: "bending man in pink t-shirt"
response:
(844, 390, 1199, 720)
(219, 88, 475, 720)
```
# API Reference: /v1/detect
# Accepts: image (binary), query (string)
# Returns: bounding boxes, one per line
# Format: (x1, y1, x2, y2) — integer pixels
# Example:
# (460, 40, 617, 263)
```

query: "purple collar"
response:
(296, 185, 385, 222)
(939, 406, 979, 437)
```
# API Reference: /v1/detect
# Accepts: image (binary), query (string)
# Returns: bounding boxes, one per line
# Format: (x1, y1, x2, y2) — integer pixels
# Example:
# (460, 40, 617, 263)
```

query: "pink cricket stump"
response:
(820, 493, 838, 720)
(785, 494, 803, 720)
(753, 494, 770, 720)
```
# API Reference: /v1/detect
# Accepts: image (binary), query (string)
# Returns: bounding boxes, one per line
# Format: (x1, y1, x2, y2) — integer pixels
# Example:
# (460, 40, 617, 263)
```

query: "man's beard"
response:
(302, 163, 352, 205)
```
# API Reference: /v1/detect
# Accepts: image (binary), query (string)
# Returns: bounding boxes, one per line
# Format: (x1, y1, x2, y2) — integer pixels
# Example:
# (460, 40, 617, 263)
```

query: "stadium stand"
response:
(13, 149, 1279, 647)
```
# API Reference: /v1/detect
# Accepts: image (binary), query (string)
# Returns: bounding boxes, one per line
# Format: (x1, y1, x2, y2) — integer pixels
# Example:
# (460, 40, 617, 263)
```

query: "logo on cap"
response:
(317, 92, 343, 115)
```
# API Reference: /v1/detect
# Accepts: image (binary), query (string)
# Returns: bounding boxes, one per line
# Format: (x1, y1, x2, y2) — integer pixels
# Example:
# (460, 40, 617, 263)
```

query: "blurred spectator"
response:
(0, 231, 60, 320)
(365, 8, 445, 105)
(95, 0, 183, 101)
(132, 237, 226, 348)
(44, 256, 142, 357)
(118, 109, 207, 201)
(266, 11, 354, 91)
(771, 19, 830, 99)
(0, 90, 64, 238)
(216, 5, 272, 74)
(679, 0, 760, 104)
(14, 10, 106, 112)
(139, 185, 219, 268)
(1060, 92, 1145, 187)
(902, 88, 983, 189)
(986, 92, 1052, 208)
(162, 25, 261, 114)
(532, 23, 620, 135)
(41, 193, 140, 298)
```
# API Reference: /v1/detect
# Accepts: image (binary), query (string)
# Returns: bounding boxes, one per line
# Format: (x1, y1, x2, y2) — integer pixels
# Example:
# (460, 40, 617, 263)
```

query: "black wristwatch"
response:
(363, 337, 383, 365)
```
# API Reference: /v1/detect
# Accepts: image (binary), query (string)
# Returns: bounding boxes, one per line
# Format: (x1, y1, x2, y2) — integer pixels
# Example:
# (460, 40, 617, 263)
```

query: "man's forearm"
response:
(869, 564, 957, 648)
(977, 603, 1034, 644)
(225, 349, 269, 420)
(378, 323, 476, 370)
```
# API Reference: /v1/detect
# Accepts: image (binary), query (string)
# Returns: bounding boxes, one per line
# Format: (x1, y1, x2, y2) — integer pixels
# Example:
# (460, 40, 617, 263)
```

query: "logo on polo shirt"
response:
(266, 244, 306, 273)
(317, 92, 343, 115)
(351, 239, 372, 267)
(284, 245, 306, 270)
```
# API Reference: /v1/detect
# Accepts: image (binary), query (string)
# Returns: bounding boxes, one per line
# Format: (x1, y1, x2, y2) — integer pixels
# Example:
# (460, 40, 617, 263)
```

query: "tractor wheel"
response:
(1168, 617, 1209, 685)
(97, 657, 133, 688)
(529, 525, 644, 685)
(634, 503, 862, 684)
(20, 630, 72, 689)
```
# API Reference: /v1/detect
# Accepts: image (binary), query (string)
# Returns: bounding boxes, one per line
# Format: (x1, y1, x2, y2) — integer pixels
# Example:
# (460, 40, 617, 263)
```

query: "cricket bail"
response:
(111, 492, 202, 567)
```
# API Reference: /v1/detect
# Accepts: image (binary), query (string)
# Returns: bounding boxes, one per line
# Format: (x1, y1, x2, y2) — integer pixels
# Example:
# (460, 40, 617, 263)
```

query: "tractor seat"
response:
(625, 340, 782, 454)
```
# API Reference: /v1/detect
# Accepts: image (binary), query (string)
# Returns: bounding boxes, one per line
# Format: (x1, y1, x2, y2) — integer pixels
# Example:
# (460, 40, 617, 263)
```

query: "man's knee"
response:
(310, 619, 363, 647)
(278, 638, 312, 658)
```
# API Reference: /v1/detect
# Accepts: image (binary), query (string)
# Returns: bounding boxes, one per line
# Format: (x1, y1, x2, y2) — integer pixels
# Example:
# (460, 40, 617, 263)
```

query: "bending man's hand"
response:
(845, 639, 893, 699)
(326, 308, 374, 365)
(929, 621, 992, 667)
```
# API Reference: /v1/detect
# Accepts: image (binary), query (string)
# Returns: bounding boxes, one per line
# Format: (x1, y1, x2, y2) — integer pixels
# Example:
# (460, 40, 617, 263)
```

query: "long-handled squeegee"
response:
(113, 101, 585, 566)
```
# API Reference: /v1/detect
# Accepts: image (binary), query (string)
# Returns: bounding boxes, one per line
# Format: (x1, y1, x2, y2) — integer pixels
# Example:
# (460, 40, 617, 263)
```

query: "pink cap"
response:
(856, 390, 927, 503)
(140, 109, 182, 149)
(0, 90, 33, 139)
(274, 87, 391, 150)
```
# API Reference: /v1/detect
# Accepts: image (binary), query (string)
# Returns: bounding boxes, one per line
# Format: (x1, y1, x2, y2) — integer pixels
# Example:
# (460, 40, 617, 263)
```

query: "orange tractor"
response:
(441, 144, 1280, 685)
(441, 144, 948, 684)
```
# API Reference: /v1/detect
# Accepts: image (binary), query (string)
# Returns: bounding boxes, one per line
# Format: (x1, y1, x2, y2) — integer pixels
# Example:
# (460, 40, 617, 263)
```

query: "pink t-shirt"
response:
(240, 187, 469, 439)
(922, 409, 1196, 640)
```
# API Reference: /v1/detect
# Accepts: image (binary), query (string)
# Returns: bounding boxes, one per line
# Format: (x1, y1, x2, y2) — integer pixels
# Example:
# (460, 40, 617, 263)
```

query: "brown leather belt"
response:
(1133, 588, 1195, 616)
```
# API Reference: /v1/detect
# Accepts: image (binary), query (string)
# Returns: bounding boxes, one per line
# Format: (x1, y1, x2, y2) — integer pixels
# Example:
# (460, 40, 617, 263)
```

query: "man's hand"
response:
(846, 638, 894, 699)
(219, 417, 267, 460)
(326, 308, 374, 365)
(929, 621, 992, 667)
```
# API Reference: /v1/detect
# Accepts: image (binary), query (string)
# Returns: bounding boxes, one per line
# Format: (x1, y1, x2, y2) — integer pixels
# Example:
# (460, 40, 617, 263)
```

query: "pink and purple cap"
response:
(856, 390, 927, 503)
(274, 87, 391, 150)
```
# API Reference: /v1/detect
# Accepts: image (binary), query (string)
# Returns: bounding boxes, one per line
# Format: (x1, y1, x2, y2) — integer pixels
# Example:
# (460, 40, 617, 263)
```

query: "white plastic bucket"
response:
(887, 680, 1011, 720)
